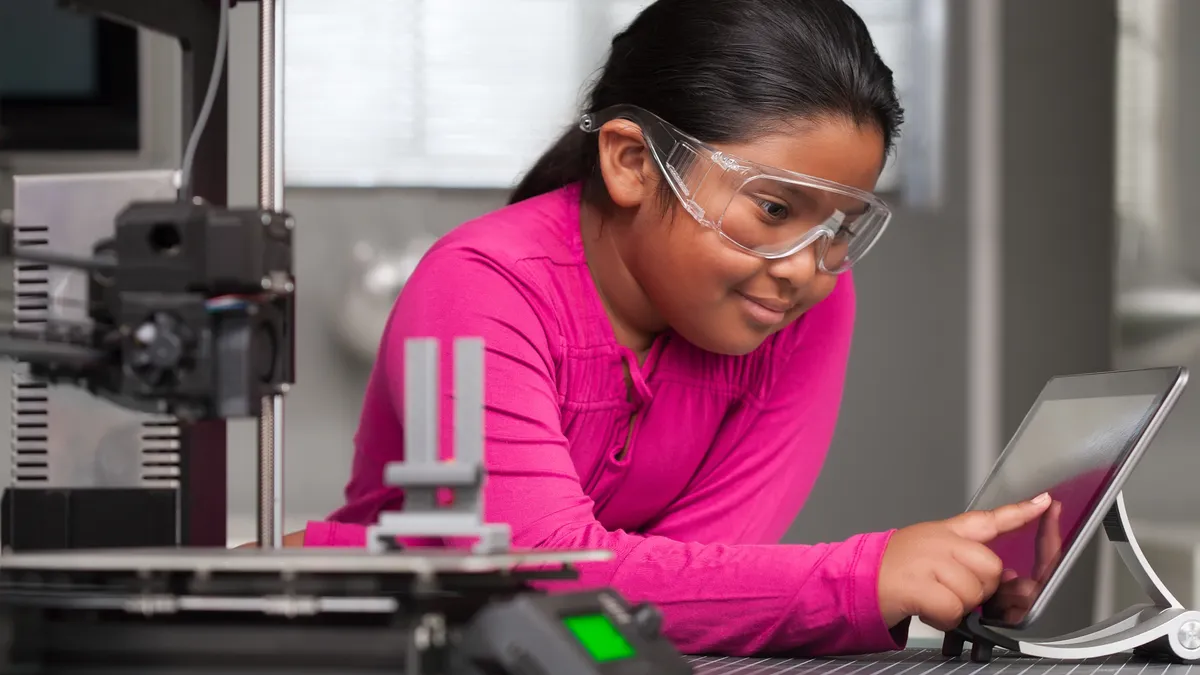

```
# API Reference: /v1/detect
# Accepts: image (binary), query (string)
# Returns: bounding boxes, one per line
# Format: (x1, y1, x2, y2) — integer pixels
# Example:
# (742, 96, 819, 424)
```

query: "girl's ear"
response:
(596, 120, 655, 209)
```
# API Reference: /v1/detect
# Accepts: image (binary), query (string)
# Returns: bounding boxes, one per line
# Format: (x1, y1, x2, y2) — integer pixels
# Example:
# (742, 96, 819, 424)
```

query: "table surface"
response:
(690, 648, 1193, 675)
(0, 546, 611, 573)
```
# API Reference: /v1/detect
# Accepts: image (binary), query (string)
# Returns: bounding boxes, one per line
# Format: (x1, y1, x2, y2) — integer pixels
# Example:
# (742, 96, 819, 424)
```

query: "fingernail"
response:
(1031, 492, 1050, 506)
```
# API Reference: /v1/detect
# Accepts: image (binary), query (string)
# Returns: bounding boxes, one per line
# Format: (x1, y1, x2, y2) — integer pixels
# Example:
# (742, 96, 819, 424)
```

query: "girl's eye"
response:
(756, 198, 789, 221)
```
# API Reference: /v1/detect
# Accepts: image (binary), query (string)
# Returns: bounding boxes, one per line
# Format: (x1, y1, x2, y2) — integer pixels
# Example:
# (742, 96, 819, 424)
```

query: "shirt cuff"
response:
(852, 529, 909, 652)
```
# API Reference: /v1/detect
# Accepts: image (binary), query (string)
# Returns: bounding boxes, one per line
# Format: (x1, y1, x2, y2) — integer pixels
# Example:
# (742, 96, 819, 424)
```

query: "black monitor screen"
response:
(0, 0, 139, 151)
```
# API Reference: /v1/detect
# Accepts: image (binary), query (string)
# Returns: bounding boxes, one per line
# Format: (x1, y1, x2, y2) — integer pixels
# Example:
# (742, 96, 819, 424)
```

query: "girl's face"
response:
(594, 116, 887, 356)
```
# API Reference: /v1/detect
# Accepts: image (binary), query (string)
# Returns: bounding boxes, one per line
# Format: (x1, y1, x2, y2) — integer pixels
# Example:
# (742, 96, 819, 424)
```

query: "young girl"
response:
(292, 0, 1052, 657)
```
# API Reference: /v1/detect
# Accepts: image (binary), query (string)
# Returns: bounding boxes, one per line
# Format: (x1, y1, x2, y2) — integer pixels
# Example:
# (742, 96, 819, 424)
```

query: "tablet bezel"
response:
(968, 366, 1188, 630)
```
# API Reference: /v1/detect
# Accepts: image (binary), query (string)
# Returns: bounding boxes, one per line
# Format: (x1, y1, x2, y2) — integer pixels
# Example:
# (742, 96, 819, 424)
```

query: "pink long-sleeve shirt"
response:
(303, 184, 905, 657)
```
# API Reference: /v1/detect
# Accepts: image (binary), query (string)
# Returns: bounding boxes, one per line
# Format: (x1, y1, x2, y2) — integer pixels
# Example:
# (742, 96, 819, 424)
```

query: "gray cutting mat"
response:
(690, 648, 1192, 675)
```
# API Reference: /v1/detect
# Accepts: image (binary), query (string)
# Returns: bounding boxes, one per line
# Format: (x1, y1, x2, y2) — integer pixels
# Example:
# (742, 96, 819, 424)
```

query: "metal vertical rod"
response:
(257, 0, 286, 549)
(966, 0, 1003, 501)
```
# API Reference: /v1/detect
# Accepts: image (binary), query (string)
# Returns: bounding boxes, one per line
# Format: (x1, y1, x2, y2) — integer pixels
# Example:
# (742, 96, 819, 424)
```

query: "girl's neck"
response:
(579, 199, 666, 354)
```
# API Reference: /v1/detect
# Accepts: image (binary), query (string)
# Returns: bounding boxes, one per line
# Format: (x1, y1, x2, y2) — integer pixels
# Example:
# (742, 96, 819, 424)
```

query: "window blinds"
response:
(284, 0, 923, 192)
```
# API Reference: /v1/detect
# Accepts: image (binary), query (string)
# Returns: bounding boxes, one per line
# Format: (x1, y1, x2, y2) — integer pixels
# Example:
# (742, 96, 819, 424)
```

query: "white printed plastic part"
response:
(366, 337, 512, 554)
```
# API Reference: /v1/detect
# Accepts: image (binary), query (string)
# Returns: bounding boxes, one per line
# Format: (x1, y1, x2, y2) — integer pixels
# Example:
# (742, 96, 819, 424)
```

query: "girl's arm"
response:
(305, 247, 901, 657)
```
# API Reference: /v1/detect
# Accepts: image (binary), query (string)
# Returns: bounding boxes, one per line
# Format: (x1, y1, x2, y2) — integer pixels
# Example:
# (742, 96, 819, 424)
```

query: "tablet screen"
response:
(972, 393, 1159, 627)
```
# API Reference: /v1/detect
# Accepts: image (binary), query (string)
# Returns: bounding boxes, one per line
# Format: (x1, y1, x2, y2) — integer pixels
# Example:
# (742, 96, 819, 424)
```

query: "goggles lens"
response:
(715, 175, 888, 272)
(582, 105, 892, 273)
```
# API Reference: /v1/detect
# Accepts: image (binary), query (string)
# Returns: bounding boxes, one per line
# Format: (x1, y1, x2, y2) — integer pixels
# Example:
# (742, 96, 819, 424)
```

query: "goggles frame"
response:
(580, 104, 893, 273)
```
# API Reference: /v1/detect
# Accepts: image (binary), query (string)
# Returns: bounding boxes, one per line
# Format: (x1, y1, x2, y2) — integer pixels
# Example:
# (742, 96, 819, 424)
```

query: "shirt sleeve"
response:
(305, 247, 901, 657)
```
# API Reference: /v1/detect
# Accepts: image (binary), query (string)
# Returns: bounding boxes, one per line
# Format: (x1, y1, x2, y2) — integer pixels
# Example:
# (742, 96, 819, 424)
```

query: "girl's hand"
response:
(877, 494, 1053, 630)
(987, 499, 1063, 624)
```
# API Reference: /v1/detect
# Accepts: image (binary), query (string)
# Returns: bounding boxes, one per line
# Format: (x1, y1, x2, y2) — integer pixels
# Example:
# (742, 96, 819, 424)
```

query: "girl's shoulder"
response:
(395, 186, 596, 353)
(431, 185, 587, 271)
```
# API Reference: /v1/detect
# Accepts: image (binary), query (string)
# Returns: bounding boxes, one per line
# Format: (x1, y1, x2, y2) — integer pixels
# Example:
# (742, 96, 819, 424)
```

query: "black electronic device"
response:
(943, 367, 1200, 665)
(0, 0, 140, 151)
(0, 195, 293, 552)
(459, 589, 690, 675)
(0, 198, 295, 422)
(964, 367, 1186, 630)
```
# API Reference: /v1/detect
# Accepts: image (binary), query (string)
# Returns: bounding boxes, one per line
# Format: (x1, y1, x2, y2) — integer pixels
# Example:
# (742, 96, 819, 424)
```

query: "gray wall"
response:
(996, 0, 1117, 636)
(1118, 0, 1200, 525)
(1168, 1, 1200, 281)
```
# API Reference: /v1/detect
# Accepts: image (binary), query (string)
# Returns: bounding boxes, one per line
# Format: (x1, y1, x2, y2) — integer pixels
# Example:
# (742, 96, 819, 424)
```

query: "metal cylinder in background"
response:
(257, 0, 286, 549)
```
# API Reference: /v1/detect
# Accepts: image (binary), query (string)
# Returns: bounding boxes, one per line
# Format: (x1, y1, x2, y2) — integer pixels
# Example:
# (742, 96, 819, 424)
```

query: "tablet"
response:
(967, 367, 1188, 630)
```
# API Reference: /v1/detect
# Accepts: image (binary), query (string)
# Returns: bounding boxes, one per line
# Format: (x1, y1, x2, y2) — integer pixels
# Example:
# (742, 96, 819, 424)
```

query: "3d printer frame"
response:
(2, 0, 281, 552)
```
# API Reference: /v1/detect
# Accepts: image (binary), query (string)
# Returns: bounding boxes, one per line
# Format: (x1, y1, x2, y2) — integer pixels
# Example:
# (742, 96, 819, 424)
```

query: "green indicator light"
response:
(562, 613, 637, 662)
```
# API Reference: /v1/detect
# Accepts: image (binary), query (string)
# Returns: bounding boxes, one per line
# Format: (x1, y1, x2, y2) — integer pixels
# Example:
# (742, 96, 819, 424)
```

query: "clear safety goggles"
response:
(580, 104, 893, 274)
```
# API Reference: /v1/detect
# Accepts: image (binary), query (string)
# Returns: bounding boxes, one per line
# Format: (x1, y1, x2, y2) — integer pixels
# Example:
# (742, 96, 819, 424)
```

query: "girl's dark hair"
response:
(508, 0, 904, 206)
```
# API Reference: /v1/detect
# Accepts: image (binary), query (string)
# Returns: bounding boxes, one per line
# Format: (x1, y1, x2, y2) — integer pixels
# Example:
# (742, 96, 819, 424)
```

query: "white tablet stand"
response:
(942, 492, 1200, 663)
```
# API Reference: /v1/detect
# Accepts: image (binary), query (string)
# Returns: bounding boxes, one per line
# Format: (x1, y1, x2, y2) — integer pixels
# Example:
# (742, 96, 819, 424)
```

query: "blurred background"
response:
(1, 0, 1198, 641)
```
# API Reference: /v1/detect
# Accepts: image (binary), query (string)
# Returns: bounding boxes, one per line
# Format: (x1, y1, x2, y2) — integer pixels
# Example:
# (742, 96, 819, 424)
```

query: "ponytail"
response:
(508, 124, 599, 205)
